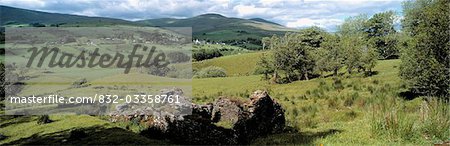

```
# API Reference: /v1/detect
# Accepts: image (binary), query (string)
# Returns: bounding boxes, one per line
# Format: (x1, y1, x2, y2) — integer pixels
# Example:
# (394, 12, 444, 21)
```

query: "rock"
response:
(164, 116, 238, 145)
(233, 90, 285, 143)
(115, 103, 129, 112)
(211, 98, 244, 124)
(191, 103, 214, 120)
(110, 89, 285, 145)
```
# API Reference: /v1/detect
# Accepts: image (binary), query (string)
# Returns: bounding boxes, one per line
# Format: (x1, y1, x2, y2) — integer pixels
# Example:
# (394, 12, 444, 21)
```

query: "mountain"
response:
(137, 13, 295, 49)
(0, 5, 142, 26)
(0, 6, 295, 50)
(249, 18, 281, 26)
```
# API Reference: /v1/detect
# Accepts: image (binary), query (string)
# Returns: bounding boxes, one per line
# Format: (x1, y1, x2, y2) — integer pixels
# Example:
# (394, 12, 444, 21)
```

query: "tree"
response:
(338, 15, 378, 74)
(365, 11, 399, 59)
(338, 14, 369, 36)
(360, 42, 378, 75)
(259, 27, 327, 83)
(313, 34, 344, 76)
(255, 52, 274, 80)
(340, 35, 364, 74)
(400, 0, 449, 97)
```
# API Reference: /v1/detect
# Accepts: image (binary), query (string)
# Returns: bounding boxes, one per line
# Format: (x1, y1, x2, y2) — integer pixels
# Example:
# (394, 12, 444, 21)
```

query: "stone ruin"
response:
(110, 89, 285, 145)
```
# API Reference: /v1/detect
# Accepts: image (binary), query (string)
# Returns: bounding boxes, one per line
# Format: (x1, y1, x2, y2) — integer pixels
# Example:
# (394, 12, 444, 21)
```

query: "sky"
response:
(0, 0, 403, 31)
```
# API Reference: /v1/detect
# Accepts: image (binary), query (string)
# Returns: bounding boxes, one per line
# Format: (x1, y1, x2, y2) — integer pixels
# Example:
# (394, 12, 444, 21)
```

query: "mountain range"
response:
(0, 5, 295, 49)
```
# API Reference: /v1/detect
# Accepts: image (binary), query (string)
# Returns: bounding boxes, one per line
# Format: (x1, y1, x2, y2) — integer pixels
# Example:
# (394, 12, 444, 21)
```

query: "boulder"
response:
(211, 97, 244, 124)
(233, 90, 286, 143)
(110, 89, 285, 145)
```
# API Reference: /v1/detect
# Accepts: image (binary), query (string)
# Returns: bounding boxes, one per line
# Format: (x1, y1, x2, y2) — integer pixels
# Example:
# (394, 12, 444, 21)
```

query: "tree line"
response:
(258, 11, 394, 83)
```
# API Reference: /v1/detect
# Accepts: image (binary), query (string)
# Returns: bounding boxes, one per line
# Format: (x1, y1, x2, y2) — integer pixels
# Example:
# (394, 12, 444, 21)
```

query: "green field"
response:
(193, 52, 263, 76)
(192, 56, 447, 145)
(0, 115, 168, 145)
(1, 2, 449, 145)
(1, 50, 448, 145)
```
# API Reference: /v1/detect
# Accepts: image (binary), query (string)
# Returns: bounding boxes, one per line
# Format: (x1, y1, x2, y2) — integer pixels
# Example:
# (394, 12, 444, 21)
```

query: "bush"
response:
(192, 48, 222, 61)
(400, 0, 449, 97)
(167, 51, 190, 63)
(37, 115, 52, 124)
(332, 77, 344, 91)
(194, 66, 227, 78)
(72, 78, 88, 88)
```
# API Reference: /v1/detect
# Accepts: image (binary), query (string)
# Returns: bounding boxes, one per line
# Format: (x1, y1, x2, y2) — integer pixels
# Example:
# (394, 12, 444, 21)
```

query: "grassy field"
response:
(1, 35, 448, 145)
(1, 54, 448, 145)
(193, 44, 252, 56)
(193, 52, 264, 76)
(0, 115, 168, 145)
(192, 57, 449, 145)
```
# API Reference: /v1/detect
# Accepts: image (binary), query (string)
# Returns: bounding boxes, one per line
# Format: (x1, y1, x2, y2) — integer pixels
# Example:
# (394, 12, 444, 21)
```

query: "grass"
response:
(0, 115, 104, 143)
(192, 59, 449, 145)
(193, 52, 264, 76)
(0, 115, 167, 145)
(1, 42, 448, 145)
(193, 44, 252, 56)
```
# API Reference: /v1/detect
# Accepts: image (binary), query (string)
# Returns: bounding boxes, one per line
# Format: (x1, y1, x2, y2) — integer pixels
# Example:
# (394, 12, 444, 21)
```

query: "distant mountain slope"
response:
(0, 5, 142, 26)
(0, 6, 295, 50)
(249, 18, 282, 26)
(137, 14, 295, 49)
(137, 13, 292, 34)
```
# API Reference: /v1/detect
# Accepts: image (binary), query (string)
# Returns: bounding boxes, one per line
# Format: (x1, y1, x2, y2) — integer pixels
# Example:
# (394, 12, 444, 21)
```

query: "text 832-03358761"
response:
(95, 94, 181, 104)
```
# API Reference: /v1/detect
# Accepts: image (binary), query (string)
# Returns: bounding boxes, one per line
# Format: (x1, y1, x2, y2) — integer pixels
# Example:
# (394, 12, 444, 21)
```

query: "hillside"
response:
(0, 6, 295, 50)
(0, 5, 142, 26)
(250, 18, 282, 26)
(137, 14, 295, 49)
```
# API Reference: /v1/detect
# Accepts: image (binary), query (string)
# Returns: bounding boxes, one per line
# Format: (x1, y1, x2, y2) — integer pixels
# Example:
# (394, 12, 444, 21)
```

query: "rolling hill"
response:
(137, 14, 296, 49)
(0, 5, 142, 27)
(250, 18, 282, 26)
(0, 6, 295, 49)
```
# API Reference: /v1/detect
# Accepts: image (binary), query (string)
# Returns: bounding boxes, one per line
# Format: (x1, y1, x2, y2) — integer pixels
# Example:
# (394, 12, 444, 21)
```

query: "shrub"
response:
(72, 78, 88, 88)
(194, 66, 226, 78)
(332, 77, 344, 91)
(167, 51, 190, 63)
(37, 115, 52, 124)
(344, 92, 359, 107)
(192, 48, 222, 61)
(400, 0, 449, 97)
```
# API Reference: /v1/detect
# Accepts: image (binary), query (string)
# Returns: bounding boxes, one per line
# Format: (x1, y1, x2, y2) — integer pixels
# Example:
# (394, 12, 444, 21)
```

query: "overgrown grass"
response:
(193, 59, 449, 145)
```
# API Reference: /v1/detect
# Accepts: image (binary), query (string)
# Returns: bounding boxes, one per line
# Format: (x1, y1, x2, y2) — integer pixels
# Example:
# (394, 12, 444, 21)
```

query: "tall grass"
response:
(419, 98, 450, 141)
(370, 96, 450, 142)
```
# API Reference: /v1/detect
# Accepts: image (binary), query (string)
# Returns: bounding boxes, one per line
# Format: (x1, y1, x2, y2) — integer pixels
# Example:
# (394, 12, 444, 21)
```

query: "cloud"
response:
(0, 0, 403, 31)
(233, 5, 270, 17)
(286, 18, 343, 30)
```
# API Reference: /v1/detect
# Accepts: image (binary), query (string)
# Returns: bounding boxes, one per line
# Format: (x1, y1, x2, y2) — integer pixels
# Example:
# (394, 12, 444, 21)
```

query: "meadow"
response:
(1, 0, 449, 144)
(0, 23, 448, 145)
(192, 54, 449, 145)
(2, 50, 448, 145)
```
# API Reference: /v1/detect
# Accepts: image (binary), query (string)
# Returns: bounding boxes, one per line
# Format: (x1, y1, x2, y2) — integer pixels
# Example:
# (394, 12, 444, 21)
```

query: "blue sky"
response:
(0, 0, 403, 31)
